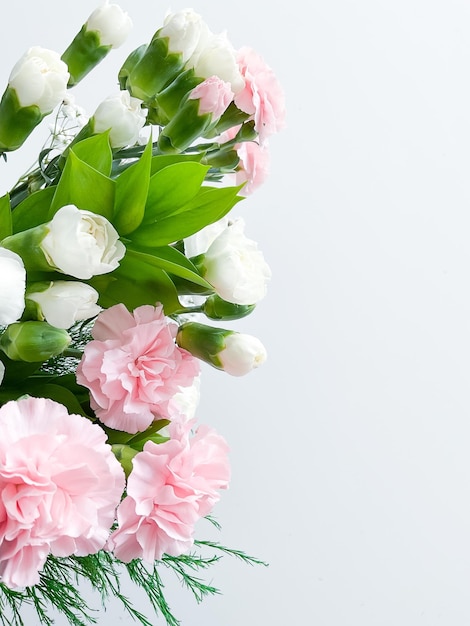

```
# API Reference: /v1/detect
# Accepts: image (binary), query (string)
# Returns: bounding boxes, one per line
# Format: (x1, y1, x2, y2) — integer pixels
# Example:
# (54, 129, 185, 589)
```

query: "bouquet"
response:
(0, 3, 285, 625)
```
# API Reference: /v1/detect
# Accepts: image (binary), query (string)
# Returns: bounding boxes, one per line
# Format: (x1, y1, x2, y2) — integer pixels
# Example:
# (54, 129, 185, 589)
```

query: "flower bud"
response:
(160, 9, 210, 63)
(176, 322, 266, 376)
(26, 281, 101, 329)
(8, 47, 69, 113)
(188, 30, 245, 95)
(0, 47, 69, 152)
(86, 1, 132, 48)
(122, 9, 209, 106)
(218, 332, 267, 376)
(158, 76, 233, 153)
(92, 91, 147, 148)
(62, 2, 132, 86)
(0, 321, 71, 362)
(202, 294, 255, 321)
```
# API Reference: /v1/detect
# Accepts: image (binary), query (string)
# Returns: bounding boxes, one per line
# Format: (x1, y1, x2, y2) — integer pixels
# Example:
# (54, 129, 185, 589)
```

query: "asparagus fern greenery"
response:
(0, 537, 267, 626)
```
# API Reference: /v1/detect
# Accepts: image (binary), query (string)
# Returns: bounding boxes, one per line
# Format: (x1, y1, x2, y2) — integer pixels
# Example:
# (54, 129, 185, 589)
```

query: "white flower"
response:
(0, 248, 25, 326)
(27, 281, 102, 329)
(40, 205, 125, 280)
(184, 217, 229, 258)
(160, 9, 210, 63)
(93, 91, 147, 148)
(8, 47, 69, 114)
(218, 333, 267, 376)
(188, 31, 245, 94)
(86, 1, 132, 49)
(203, 218, 271, 305)
(168, 374, 202, 423)
(0, 361, 4, 385)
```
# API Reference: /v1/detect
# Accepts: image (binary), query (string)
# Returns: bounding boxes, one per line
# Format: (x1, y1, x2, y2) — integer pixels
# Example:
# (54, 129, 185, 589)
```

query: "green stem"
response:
(63, 348, 83, 358)
(170, 306, 203, 318)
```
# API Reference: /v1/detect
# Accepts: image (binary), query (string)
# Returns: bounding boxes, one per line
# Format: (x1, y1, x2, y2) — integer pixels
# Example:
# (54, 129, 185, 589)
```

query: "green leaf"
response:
(130, 186, 243, 247)
(150, 152, 203, 175)
(0, 193, 11, 239)
(143, 161, 209, 224)
(49, 149, 115, 219)
(91, 253, 181, 314)
(126, 418, 170, 450)
(126, 245, 212, 289)
(32, 383, 90, 417)
(114, 139, 152, 235)
(11, 187, 55, 233)
(71, 131, 113, 175)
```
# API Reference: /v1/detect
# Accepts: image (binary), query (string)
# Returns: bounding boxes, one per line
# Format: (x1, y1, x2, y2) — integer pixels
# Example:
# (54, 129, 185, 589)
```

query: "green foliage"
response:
(92, 250, 182, 314)
(71, 133, 113, 176)
(0, 536, 267, 626)
(126, 245, 212, 290)
(142, 161, 209, 225)
(0, 193, 12, 239)
(114, 139, 152, 235)
(11, 187, 55, 233)
(49, 149, 115, 220)
(130, 185, 243, 247)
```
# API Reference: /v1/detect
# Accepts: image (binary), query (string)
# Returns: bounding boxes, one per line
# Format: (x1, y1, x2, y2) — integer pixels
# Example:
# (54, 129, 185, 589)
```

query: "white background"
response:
(4, 1, 470, 625)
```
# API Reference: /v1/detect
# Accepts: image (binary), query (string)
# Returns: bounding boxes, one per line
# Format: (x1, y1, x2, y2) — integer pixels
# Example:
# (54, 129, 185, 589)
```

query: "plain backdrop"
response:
(4, 1, 470, 625)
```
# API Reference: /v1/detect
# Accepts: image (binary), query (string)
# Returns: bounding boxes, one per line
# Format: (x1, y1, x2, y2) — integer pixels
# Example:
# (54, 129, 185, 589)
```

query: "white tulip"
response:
(8, 47, 69, 113)
(93, 91, 147, 148)
(218, 333, 267, 376)
(40, 205, 125, 280)
(0, 248, 25, 326)
(203, 218, 271, 305)
(86, 1, 133, 49)
(27, 281, 102, 329)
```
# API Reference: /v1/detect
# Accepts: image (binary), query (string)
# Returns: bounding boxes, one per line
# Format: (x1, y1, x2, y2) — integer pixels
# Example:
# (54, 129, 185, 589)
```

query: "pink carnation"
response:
(234, 46, 286, 145)
(107, 423, 230, 562)
(76, 303, 200, 434)
(219, 126, 270, 195)
(0, 397, 125, 589)
(235, 139, 270, 195)
(189, 75, 234, 120)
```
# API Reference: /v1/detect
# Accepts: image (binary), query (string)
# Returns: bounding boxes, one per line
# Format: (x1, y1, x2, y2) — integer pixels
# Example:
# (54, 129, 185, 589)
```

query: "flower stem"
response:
(63, 348, 83, 358)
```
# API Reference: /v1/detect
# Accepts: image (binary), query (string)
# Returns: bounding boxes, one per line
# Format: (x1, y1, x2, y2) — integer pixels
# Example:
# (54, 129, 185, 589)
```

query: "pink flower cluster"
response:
(210, 47, 285, 195)
(108, 422, 230, 562)
(0, 305, 231, 589)
(0, 397, 125, 588)
(77, 303, 200, 434)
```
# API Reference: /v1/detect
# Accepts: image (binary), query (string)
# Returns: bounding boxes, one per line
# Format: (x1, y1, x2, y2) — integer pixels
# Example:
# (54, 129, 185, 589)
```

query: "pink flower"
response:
(76, 304, 200, 434)
(219, 126, 270, 195)
(107, 423, 230, 562)
(235, 139, 270, 195)
(0, 397, 125, 589)
(188, 75, 234, 120)
(234, 46, 286, 145)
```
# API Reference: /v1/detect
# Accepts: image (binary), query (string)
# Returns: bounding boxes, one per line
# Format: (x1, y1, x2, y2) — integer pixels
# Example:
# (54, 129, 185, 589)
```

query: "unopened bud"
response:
(0, 321, 71, 362)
